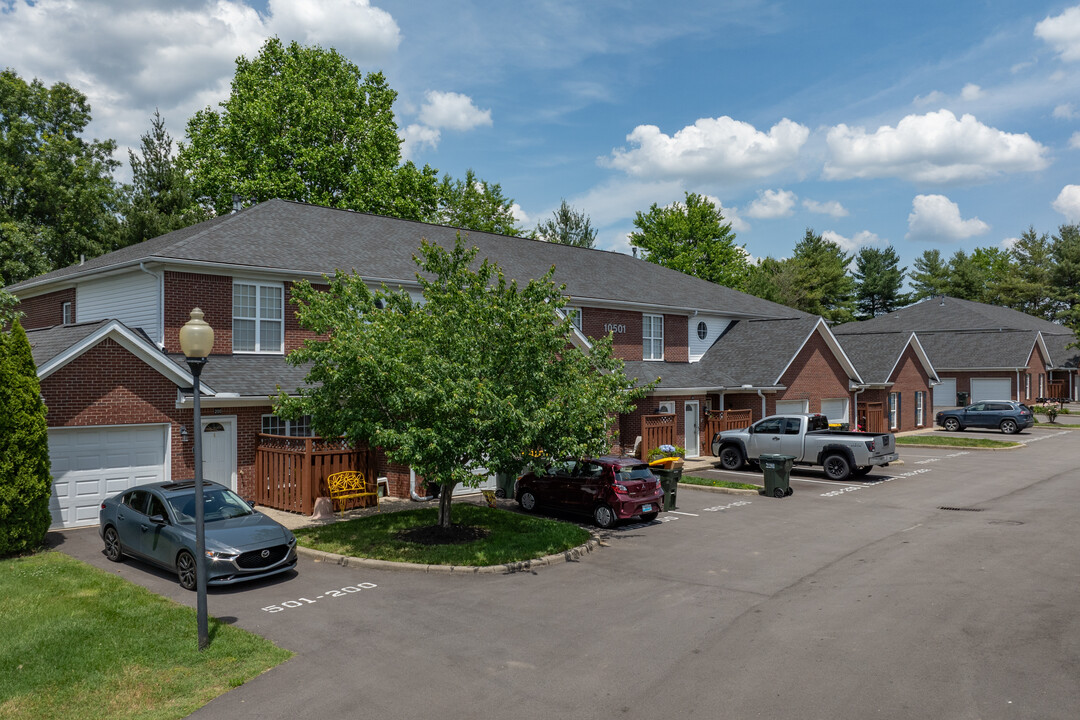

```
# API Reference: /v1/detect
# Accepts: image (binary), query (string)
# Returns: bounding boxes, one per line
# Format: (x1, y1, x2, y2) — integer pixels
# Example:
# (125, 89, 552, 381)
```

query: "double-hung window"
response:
(233, 282, 283, 353)
(643, 314, 664, 361)
(888, 392, 900, 430)
(915, 391, 925, 427)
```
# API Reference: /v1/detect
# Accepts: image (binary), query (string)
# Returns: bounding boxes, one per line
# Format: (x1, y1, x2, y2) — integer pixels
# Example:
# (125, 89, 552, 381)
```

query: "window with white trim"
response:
(566, 307, 582, 331)
(643, 314, 664, 360)
(915, 391, 925, 427)
(261, 414, 312, 437)
(888, 392, 900, 430)
(1038, 374, 1045, 397)
(233, 282, 283, 353)
(1025, 373, 1031, 399)
(62, 301, 73, 325)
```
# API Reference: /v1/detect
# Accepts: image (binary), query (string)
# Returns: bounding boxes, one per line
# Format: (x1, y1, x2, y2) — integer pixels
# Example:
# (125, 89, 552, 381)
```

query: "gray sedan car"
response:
(99, 480, 297, 590)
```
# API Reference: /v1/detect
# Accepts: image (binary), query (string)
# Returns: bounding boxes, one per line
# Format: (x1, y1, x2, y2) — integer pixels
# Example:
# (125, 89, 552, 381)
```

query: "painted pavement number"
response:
(262, 583, 378, 614)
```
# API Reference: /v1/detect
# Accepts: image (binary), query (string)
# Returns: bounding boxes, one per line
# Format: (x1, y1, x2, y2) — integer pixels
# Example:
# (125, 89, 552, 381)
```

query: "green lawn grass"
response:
(680, 475, 760, 490)
(895, 435, 1021, 448)
(1034, 420, 1080, 428)
(0, 552, 290, 720)
(295, 504, 590, 566)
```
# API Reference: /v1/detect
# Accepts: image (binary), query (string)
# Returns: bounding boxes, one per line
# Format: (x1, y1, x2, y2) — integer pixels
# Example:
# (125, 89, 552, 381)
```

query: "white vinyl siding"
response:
(820, 398, 849, 424)
(233, 282, 283, 353)
(688, 316, 732, 362)
(76, 271, 160, 343)
(643, 314, 664, 361)
(934, 378, 957, 408)
(48, 425, 168, 528)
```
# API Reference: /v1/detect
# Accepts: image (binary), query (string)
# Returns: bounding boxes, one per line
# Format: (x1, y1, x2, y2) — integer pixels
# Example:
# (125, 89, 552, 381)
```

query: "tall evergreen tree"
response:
(120, 110, 211, 245)
(852, 245, 908, 318)
(909, 249, 949, 300)
(998, 227, 1055, 319)
(629, 192, 751, 290)
(788, 229, 855, 323)
(970, 246, 1015, 305)
(945, 250, 985, 301)
(1050, 224, 1080, 336)
(534, 199, 596, 248)
(0, 319, 52, 555)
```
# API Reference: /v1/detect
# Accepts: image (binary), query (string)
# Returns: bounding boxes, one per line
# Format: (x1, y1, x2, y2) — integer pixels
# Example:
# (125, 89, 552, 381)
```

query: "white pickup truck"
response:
(711, 413, 899, 481)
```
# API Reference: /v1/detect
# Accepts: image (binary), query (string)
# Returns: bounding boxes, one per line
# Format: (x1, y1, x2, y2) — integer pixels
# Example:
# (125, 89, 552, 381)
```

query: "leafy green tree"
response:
(909, 249, 950, 300)
(788, 229, 855, 323)
(944, 250, 984, 301)
(180, 37, 439, 221)
(852, 245, 908, 318)
(119, 111, 211, 245)
(629, 192, 751, 290)
(0, 69, 122, 284)
(0, 319, 52, 555)
(534, 199, 596, 248)
(970, 246, 1015, 305)
(0, 284, 18, 327)
(436, 169, 522, 235)
(997, 227, 1055, 319)
(1050, 224, 1080, 336)
(277, 236, 647, 528)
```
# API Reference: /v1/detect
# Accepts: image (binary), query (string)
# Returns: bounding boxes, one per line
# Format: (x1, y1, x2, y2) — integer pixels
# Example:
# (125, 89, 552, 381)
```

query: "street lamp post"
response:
(179, 308, 214, 651)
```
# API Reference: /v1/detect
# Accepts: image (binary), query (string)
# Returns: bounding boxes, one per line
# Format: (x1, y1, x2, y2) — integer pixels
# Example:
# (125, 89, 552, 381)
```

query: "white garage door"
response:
(775, 399, 809, 414)
(820, 398, 850, 424)
(970, 378, 1012, 403)
(934, 378, 957, 408)
(48, 425, 168, 529)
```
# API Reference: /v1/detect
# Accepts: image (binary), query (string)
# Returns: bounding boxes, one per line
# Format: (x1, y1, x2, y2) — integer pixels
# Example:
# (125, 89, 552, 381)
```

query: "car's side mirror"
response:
(148, 514, 167, 525)
(247, 500, 256, 508)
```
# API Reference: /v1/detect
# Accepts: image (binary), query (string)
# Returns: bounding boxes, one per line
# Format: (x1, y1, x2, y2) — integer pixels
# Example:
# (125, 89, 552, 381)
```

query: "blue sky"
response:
(2, 1, 1080, 277)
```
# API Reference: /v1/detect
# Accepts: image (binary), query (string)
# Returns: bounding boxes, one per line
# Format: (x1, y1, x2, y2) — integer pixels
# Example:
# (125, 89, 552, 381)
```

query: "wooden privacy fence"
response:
(641, 413, 676, 460)
(254, 435, 375, 515)
(702, 409, 753, 454)
(1047, 381, 1066, 399)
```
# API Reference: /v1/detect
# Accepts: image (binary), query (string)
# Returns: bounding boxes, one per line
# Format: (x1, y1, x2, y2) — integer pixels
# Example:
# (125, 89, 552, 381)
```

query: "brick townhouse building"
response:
(13, 199, 917, 528)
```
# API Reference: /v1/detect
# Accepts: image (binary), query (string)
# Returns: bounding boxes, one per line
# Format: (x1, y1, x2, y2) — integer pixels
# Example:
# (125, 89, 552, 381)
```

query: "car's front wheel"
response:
(593, 504, 618, 529)
(943, 417, 961, 432)
(176, 550, 198, 591)
(518, 490, 537, 512)
(718, 446, 744, 471)
(1000, 419, 1019, 434)
(102, 526, 123, 562)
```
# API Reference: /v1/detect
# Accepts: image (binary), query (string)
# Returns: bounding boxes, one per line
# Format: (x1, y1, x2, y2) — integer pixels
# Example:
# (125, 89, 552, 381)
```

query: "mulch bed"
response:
(396, 524, 491, 546)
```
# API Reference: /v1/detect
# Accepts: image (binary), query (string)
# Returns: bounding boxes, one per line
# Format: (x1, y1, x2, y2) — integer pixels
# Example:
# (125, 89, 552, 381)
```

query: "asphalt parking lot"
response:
(54, 426, 1080, 719)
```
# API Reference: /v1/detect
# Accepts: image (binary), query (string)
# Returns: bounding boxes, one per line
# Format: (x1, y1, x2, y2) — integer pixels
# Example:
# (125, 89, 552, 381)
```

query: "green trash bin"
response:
(760, 453, 795, 498)
(653, 466, 682, 511)
(494, 471, 518, 499)
(956, 391, 970, 406)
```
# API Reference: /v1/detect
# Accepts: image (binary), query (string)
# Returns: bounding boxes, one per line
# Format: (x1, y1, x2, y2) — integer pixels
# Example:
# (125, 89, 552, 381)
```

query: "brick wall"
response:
(18, 288, 75, 329)
(163, 271, 232, 354)
(1027, 343, 1049, 399)
(775, 330, 851, 415)
(889, 345, 932, 431)
(664, 315, 688, 362)
(581, 308, 642, 361)
(618, 394, 711, 457)
(284, 281, 329, 352)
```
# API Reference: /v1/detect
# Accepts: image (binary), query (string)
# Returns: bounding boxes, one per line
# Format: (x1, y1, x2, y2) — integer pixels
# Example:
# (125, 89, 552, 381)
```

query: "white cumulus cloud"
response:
(1070, 132, 1080, 149)
(822, 230, 885, 254)
(1036, 5, 1080, 62)
(1052, 185, 1080, 221)
(1053, 103, 1077, 119)
(905, 194, 990, 241)
(603, 116, 809, 182)
(960, 83, 983, 100)
(418, 90, 493, 131)
(399, 124, 441, 160)
(824, 110, 1050, 184)
(745, 189, 797, 218)
(802, 198, 849, 217)
(702, 195, 750, 232)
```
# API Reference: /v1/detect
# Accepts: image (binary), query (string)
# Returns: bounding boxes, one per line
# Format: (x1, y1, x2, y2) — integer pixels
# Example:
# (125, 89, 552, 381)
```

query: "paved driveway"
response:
(55, 427, 1080, 719)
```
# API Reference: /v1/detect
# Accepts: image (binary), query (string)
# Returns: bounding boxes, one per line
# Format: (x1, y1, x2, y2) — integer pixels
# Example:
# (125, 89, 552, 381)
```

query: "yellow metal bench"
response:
(326, 471, 379, 515)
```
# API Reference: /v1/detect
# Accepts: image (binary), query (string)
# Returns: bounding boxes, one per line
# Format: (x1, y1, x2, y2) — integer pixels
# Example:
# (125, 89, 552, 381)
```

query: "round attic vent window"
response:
(697, 321, 708, 340)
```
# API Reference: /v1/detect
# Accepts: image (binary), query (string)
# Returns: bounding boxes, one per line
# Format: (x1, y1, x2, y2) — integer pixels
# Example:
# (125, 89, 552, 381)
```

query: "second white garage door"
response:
(48, 425, 168, 529)
(969, 378, 1013, 403)
(934, 378, 957, 408)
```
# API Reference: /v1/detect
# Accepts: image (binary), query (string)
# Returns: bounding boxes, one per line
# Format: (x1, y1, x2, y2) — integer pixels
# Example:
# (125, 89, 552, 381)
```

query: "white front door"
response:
(684, 401, 700, 458)
(201, 417, 236, 490)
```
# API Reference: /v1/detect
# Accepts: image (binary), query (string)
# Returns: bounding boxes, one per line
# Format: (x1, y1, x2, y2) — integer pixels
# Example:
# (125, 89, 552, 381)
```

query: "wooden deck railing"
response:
(254, 435, 374, 515)
(1047, 381, 1066, 399)
(701, 409, 754, 455)
(641, 413, 676, 460)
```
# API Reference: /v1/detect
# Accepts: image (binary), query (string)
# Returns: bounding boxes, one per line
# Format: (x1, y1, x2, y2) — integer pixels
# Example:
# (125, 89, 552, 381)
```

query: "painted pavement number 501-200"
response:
(262, 583, 378, 614)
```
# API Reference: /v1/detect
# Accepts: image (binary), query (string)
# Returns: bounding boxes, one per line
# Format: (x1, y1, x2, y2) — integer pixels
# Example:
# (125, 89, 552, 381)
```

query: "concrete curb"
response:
(296, 532, 602, 575)
(678, 484, 760, 496)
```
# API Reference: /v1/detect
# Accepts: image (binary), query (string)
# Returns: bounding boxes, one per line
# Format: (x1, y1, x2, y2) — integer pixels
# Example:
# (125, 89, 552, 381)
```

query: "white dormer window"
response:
(566, 307, 582, 331)
(62, 301, 73, 325)
(233, 281, 283, 353)
(643, 314, 664, 361)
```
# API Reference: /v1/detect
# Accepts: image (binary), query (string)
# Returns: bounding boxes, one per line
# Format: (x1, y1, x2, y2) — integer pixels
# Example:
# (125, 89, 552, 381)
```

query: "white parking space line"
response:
(669, 511, 699, 517)
(790, 477, 863, 488)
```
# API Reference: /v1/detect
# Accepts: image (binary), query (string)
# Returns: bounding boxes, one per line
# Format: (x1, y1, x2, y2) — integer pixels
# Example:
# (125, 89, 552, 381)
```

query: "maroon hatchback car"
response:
(515, 457, 664, 528)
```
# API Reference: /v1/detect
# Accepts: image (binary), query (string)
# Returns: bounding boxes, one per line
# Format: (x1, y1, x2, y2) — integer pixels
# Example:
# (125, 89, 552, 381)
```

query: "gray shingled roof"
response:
(916, 330, 1039, 370)
(10, 199, 808, 320)
(27, 321, 112, 367)
(834, 332, 916, 384)
(168, 354, 313, 398)
(623, 317, 823, 390)
(833, 295, 1068, 335)
(1042, 333, 1080, 369)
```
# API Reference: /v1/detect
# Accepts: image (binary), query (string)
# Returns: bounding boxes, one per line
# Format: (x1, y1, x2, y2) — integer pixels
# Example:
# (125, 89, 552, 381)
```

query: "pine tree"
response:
(789, 229, 855, 323)
(910, 249, 949, 300)
(535, 199, 597, 248)
(852, 245, 908, 318)
(0, 319, 52, 555)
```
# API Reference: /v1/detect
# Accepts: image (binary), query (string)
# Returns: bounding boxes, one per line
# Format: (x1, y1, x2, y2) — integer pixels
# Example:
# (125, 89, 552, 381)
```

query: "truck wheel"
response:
(823, 454, 852, 481)
(853, 466, 872, 478)
(718, 446, 745, 471)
